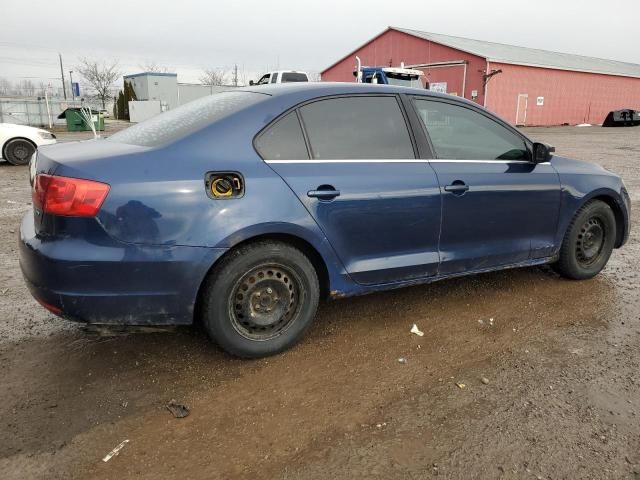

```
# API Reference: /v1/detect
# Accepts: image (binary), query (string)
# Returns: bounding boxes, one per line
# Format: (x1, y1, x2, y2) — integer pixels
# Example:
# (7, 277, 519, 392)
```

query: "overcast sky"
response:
(1, 0, 638, 88)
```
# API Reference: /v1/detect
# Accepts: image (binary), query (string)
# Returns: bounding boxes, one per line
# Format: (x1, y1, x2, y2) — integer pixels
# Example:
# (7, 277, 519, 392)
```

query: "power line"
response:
(0, 75, 62, 80)
(0, 58, 59, 67)
(0, 40, 62, 50)
(0, 52, 243, 73)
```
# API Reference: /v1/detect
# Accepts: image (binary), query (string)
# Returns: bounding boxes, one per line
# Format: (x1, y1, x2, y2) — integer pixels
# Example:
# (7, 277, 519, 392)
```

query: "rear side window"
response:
(255, 111, 309, 160)
(299, 96, 414, 159)
(413, 99, 529, 160)
(281, 72, 308, 83)
(109, 91, 263, 147)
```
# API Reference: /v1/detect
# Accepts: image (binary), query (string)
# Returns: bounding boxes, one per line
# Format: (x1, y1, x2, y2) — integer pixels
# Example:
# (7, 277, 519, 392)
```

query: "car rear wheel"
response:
(4, 138, 36, 166)
(201, 240, 320, 358)
(553, 200, 616, 280)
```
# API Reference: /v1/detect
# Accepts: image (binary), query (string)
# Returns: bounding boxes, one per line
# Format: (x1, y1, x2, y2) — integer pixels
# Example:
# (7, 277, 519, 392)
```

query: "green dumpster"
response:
(58, 108, 105, 132)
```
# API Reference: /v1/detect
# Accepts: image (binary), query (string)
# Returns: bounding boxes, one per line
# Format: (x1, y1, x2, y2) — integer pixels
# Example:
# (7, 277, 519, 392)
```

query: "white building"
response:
(123, 72, 231, 121)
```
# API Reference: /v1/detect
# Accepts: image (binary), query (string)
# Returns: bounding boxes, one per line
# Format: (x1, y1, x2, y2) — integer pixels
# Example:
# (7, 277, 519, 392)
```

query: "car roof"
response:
(241, 81, 470, 105)
(270, 70, 308, 75)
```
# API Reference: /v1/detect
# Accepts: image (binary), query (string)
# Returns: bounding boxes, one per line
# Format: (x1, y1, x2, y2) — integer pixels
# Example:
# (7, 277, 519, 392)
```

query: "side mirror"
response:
(532, 142, 555, 163)
(249, 80, 254, 86)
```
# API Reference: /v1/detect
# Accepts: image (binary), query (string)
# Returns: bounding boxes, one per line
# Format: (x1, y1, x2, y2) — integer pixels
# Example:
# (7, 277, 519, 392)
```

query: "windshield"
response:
(385, 74, 423, 88)
(109, 91, 264, 147)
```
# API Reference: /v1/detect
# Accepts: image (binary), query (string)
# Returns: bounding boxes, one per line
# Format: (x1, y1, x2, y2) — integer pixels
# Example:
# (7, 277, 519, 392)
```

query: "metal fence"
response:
(0, 97, 113, 127)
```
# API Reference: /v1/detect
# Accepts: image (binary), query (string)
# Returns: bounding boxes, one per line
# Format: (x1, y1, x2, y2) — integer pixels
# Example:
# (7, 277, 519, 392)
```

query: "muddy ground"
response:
(1, 125, 639, 479)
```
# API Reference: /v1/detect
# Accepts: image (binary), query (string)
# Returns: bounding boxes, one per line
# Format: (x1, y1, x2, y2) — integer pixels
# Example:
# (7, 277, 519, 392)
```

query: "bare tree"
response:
(307, 71, 321, 82)
(19, 79, 36, 96)
(76, 58, 121, 108)
(199, 69, 227, 86)
(235, 67, 251, 87)
(0, 77, 12, 96)
(139, 61, 170, 73)
(38, 82, 48, 97)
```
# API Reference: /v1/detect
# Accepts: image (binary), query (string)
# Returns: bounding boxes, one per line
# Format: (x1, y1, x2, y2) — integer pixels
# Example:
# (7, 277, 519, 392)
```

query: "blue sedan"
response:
(19, 83, 631, 357)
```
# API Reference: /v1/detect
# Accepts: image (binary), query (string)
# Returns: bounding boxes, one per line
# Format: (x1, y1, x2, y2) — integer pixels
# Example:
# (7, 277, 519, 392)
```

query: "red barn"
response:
(321, 27, 640, 126)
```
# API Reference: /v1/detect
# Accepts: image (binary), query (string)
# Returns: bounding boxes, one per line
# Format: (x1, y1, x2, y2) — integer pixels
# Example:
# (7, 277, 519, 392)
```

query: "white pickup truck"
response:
(249, 70, 309, 86)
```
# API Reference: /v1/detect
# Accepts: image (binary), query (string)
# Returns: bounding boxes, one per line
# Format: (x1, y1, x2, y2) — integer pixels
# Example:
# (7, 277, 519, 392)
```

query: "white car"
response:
(249, 70, 309, 86)
(0, 123, 57, 165)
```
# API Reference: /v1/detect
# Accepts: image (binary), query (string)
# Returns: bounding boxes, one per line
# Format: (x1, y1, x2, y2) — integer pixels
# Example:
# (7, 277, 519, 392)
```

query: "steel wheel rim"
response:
(13, 143, 31, 161)
(229, 264, 302, 341)
(576, 216, 605, 266)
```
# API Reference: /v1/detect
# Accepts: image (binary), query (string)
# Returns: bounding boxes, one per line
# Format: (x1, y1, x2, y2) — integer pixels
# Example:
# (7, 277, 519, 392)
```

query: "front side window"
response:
(298, 96, 414, 159)
(256, 74, 271, 85)
(254, 111, 308, 160)
(270, 73, 279, 84)
(413, 99, 529, 160)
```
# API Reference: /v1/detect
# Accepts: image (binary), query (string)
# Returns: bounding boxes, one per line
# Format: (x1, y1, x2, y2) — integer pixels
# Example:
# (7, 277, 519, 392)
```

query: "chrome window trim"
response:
(265, 159, 429, 164)
(264, 159, 550, 165)
(435, 159, 552, 165)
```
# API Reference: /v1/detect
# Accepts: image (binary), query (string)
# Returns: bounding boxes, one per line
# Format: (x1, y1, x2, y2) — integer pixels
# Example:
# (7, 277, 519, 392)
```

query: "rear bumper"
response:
(19, 211, 227, 325)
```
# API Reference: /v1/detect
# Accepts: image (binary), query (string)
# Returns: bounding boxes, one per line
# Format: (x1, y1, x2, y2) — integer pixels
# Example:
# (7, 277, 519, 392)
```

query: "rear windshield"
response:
(281, 72, 308, 83)
(109, 91, 264, 147)
(385, 73, 423, 88)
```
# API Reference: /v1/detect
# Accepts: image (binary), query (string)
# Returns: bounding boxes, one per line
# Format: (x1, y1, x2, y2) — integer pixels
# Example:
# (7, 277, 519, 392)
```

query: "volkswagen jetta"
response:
(19, 83, 631, 357)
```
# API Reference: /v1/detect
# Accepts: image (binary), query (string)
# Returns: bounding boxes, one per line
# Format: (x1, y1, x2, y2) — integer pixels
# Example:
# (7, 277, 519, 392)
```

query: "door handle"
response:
(444, 181, 469, 195)
(307, 188, 340, 200)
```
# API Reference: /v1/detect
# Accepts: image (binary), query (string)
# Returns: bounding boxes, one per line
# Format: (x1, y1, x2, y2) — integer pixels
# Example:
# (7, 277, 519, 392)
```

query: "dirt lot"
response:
(1, 125, 639, 479)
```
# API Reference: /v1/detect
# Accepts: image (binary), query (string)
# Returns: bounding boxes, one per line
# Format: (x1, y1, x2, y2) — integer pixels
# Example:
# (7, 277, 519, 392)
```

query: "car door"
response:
(256, 95, 442, 285)
(411, 97, 561, 275)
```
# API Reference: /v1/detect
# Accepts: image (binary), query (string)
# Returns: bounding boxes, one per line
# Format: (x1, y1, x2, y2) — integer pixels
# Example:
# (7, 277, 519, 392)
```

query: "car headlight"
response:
(37, 131, 55, 140)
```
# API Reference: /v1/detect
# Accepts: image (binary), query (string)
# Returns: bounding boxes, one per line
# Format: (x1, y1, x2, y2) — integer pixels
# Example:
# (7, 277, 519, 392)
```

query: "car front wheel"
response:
(554, 199, 616, 280)
(201, 240, 320, 358)
(4, 138, 36, 166)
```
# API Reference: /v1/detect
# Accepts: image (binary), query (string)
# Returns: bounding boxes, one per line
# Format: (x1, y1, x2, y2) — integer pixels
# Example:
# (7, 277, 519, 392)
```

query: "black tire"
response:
(201, 240, 320, 358)
(553, 200, 616, 280)
(3, 138, 36, 166)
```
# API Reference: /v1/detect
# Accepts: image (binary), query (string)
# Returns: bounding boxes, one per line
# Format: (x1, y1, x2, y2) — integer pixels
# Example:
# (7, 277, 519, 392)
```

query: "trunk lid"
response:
(31, 139, 149, 235)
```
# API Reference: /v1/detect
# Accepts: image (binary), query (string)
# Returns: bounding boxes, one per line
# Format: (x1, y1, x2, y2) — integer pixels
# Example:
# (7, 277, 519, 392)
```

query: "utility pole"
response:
(233, 64, 238, 87)
(59, 53, 67, 100)
(69, 70, 75, 101)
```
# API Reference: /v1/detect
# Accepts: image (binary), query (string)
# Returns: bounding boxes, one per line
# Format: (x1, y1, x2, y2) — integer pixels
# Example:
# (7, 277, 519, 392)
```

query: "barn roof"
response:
(393, 27, 640, 78)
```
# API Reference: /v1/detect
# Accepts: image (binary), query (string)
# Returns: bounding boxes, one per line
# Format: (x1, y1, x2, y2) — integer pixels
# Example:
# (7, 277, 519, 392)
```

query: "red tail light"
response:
(32, 174, 110, 217)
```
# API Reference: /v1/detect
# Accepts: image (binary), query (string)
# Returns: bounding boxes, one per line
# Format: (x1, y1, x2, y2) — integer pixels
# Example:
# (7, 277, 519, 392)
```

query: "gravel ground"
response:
(0, 125, 638, 479)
